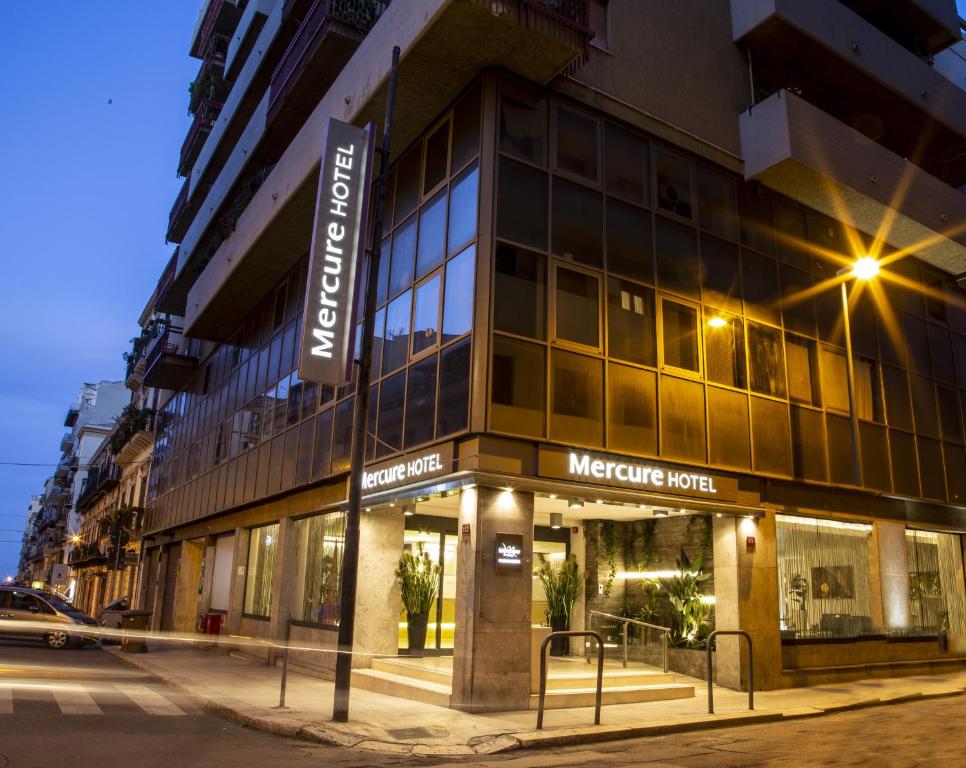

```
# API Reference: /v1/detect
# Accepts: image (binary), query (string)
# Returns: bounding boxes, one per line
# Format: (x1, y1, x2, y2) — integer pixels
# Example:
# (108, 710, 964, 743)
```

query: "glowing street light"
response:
(68, 533, 81, 545)
(851, 256, 880, 281)
(707, 316, 727, 329)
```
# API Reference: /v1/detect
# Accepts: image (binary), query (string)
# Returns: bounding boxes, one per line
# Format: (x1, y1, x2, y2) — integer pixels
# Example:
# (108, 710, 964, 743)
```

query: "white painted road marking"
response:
(52, 683, 102, 715)
(115, 684, 186, 716)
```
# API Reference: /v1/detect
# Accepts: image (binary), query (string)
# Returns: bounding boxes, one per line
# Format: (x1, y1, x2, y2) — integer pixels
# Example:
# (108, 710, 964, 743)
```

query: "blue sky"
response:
(0, 3, 199, 576)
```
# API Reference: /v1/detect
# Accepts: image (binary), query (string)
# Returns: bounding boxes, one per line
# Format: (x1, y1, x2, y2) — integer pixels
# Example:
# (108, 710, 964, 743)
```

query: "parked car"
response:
(0, 586, 99, 649)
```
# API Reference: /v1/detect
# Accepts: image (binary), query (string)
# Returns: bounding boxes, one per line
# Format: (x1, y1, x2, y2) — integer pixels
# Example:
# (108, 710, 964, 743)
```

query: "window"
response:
(747, 323, 786, 397)
(452, 83, 481, 172)
(405, 355, 438, 448)
(244, 522, 279, 617)
(655, 218, 699, 298)
(412, 275, 441, 356)
(394, 146, 422, 225)
(854, 357, 882, 422)
(293, 512, 345, 625)
(660, 375, 706, 462)
(700, 234, 741, 313)
(556, 106, 598, 180)
(605, 197, 652, 283)
(606, 278, 655, 366)
(660, 299, 699, 373)
(911, 376, 940, 438)
(883, 365, 913, 430)
(497, 157, 548, 250)
(491, 336, 546, 437)
(741, 249, 780, 325)
(604, 122, 648, 206)
(790, 406, 827, 481)
(494, 243, 546, 339)
(550, 350, 603, 446)
(752, 396, 791, 475)
(423, 121, 449, 195)
(786, 335, 820, 406)
(776, 514, 873, 639)
(780, 264, 816, 337)
(382, 291, 412, 373)
(442, 245, 475, 343)
(500, 80, 547, 165)
(708, 387, 751, 469)
(607, 363, 657, 455)
(376, 372, 405, 457)
(552, 178, 603, 267)
(416, 192, 447, 280)
(938, 386, 963, 443)
(555, 267, 600, 348)
(655, 148, 692, 218)
(906, 530, 966, 635)
(437, 338, 470, 436)
(704, 312, 745, 388)
(823, 348, 851, 413)
(696, 165, 737, 240)
(389, 217, 416, 297)
(589, 0, 609, 49)
(448, 164, 478, 254)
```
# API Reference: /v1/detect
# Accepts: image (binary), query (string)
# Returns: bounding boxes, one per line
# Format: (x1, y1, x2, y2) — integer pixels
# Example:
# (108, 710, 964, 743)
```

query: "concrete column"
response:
(150, 546, 169, 632)
(268, 517, 298, 664)
(353, 508, 403, 668)
(713, 513, 783, 690)
(452, 486, 534, 712)
(875, 521, 910, 630)
(227, 527, 250, 636)
(938, 533, 966, 653)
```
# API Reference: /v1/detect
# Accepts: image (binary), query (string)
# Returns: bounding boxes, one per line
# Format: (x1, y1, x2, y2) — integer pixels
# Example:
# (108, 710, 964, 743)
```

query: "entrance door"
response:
(400, 515, 457, 653)
(159, 543, 181, 632)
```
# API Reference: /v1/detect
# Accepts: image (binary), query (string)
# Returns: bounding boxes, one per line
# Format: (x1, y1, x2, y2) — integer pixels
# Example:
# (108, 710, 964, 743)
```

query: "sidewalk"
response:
(104, 644, 966, 757)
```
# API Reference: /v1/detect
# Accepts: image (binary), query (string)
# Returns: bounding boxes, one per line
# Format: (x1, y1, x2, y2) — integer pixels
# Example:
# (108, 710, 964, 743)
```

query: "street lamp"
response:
(835, 257, 880, 486)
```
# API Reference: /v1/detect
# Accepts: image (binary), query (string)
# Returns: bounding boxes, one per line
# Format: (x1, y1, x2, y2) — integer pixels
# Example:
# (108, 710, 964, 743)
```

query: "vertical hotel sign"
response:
(298, 119, 376, 385)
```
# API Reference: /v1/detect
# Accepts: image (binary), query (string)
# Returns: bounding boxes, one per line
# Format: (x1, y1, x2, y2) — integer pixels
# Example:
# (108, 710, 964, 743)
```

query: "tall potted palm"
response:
(537, 555, 582, 655)
(396, 545, 440, 653)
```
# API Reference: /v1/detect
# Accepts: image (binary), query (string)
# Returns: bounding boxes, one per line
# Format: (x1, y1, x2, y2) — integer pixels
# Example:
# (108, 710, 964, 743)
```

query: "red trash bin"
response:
(204, 613, 223, 635)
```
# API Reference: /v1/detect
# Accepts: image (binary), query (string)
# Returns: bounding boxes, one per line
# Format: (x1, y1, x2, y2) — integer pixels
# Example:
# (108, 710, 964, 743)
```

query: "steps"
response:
(351, 657, 696, 711)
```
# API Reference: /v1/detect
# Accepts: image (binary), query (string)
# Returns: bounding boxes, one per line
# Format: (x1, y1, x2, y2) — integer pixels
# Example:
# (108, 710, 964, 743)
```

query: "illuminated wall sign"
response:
(361, 442, 454, 495)
(298, 118, 376, 385)
(495, 533, 524, 571)
(537, 446, 741, 503)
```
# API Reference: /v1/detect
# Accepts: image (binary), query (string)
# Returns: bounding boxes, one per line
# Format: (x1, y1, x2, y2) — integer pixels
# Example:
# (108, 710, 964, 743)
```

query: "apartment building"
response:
(138, 0, 966, 712)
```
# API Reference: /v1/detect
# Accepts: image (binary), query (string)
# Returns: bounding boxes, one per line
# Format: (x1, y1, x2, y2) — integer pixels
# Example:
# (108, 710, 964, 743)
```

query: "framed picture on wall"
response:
(811, 565, 855, 599)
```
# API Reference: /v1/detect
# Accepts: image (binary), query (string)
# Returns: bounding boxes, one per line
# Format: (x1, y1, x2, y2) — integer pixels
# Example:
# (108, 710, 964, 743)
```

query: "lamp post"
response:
(835, 257, 880, 488)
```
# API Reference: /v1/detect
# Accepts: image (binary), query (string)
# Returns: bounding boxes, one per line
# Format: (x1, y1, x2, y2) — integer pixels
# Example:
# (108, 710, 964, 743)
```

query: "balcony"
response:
(731, 0, 966, 174)
(267, 0, 390, 134)
(68, 542, 106, 567)
(75, 464, 121, 514)
(190, 0, 244, 60)
(838, 0, 961, 57)
(142, 323, 199, 390)
(167, 179, 194, 244)
(740, 89, 966, 275)
(184, 0, 594, 339)
(110, 407, 156, 465)
(59, 432, 74, 453)
(180, 97, 224, 178)
(154, 251, 184, 317)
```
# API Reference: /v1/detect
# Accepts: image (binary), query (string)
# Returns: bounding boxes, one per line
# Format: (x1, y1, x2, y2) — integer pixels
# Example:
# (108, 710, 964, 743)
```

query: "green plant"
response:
(538, 555, 582, 623)
(788, 574, 808, 612)
(600, 520, 618, 597)
(395, 545, 440, 615)
(660, 547, 712, 648)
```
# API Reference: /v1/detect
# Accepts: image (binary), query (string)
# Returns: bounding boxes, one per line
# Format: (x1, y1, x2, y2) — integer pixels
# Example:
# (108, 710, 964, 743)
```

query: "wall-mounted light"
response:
(549, 512, 563, 529)
(568, 498, 584, 510)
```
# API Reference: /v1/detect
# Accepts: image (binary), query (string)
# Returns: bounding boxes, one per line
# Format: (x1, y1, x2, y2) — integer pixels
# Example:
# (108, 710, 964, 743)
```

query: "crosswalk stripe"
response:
(52, 684, 102, 715)
(0, 686, 11, 714)
(115, 684, 186, 716)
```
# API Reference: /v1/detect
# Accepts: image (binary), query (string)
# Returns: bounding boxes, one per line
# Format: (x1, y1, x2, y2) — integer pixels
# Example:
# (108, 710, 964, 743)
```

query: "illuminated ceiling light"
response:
(568, 498, 584, 510)
(851, 256, 880, 281)
(549, 512, 563, 529)
(415, 495, 428, 503)
(707, 316, 727, 329)
(365, 507, 372, 512)
(403, 505, 415, 517)
(548, 493, 558, 500)
(389, 502, 396, 508)
(596, 499, 604, 504)
(653, 509, 669, 517)
(716, 513, 723, 518)
(638, 503, 649, 510)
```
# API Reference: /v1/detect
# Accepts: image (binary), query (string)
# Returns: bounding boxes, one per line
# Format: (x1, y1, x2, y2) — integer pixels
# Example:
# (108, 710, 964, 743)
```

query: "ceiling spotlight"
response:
(596, 499, 604, 505)
(549, 512, 563, 529)
(415, 495, 428, 503)
(653, 509, 669, 517)
(548, 493, 558, 500)
(716, 513, 723, 518)
(638, 503, 648, 510)
(403, 505, 415, 517)
(568, 498, 584, 510)
(365, 507, 372, 512)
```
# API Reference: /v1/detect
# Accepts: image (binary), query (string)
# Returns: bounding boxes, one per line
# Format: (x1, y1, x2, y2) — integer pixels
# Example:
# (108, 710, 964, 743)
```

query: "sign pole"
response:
(332, 45, 400, 724)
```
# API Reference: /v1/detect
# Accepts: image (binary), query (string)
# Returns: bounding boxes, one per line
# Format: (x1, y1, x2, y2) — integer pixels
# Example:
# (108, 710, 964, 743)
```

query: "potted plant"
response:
(660, 547, 712, 648)
(395, 545, 440, 654)
(537, 555, 582, 655)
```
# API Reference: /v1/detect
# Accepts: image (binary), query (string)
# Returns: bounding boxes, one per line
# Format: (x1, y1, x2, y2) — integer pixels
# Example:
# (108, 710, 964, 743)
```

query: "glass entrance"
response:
(400, 515, 457, 653)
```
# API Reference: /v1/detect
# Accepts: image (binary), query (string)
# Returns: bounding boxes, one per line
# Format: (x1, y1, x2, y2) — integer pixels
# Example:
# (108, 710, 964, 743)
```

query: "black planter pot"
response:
(550, 614, 569, 656)
(938, 630, 949, 653)
(407, 611, 429, 653)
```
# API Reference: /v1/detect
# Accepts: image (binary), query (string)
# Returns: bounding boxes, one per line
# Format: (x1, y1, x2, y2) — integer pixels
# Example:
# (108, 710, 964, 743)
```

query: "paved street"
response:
(0, 640, 963, 767)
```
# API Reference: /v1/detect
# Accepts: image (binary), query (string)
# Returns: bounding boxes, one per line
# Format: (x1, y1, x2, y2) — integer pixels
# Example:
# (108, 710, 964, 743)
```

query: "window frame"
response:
(657, 293, 704, 379)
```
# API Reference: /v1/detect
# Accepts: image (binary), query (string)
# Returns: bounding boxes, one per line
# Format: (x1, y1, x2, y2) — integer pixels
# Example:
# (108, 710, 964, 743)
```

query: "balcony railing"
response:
(179, 97, 223, 177)
(267, 0, 390, 124)
(109, 407, 156, 456)
(143, 322, 199, 390)
(167, 179, 190, 243)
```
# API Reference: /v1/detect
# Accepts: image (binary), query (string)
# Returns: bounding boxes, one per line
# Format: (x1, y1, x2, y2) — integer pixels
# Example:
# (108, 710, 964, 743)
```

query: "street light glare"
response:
(852, 257, 880, 281)
(707, 316, 727, 328)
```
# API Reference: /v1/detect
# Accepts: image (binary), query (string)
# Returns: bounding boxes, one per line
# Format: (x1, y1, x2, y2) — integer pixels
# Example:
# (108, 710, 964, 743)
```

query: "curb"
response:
(101, 648, 966, 756)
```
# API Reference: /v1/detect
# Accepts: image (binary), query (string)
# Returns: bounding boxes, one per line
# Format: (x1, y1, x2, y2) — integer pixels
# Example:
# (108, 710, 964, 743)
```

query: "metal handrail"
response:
(589, 609, 671, 673)
(537, 630, 603, 730)
(706, 629, 753, 714)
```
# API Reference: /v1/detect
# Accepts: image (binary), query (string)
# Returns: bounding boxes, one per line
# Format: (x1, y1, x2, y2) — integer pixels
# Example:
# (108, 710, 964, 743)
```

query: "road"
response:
(0, 640, 962, 767)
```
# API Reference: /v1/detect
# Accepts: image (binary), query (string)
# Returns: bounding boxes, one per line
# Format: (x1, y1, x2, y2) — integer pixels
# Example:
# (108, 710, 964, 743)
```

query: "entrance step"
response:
(531, 682, 695, 710)
(371, 657, 453, 687)
(545, 668, 676, 690)
(351, 668, 451, 708)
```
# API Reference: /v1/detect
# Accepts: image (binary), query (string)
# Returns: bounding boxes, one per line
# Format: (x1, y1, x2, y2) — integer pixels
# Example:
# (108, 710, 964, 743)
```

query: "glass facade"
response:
(243, 522, 279, 618)
(293, 511, 346, 626)
(487, 74, 966, 502)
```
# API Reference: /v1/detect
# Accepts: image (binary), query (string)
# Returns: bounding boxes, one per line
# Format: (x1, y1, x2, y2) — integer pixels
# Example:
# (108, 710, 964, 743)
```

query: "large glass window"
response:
(655, 147, 692, 218)
(497, 157, 548, 250)
(906, 529, 966, 639)
(491, 336, 546, 437)
(382, 291, 412, 373)
(500, 80, 546, 165)
(412, 275, 441, 356)
(660, 374, 706, 462)
(607, 278, 655, 366)
(607, 362, 657, 455)
(604, 122, 648, 206)
(442, 245, 475, 343)
(696, 164, 737, 240)
(748, 322, 786, 398)
(776, 514, 873, 639)
(605, 197, 652, 283)
(437, 338, 470, 436)
(243, 522, 279, 617)
(556, 106, 598, 180)
(704, 311, 745, 388)
(786, 334, 820, 406)
(660, 299, 699, 373)
(494, 243, 546, 339)
(550, 350, 603, 446)
(655, 218, 699, 298)
(555, 266, 599, 348)
(552, 178, 603, 267)
(416, 193, 447, 279)
(389, 217, 417, 297)
(405, 355, 438, 448)
(294, 512, 345, 625)
(376, 372, 405, 457)
(448, 164, 478, 254)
